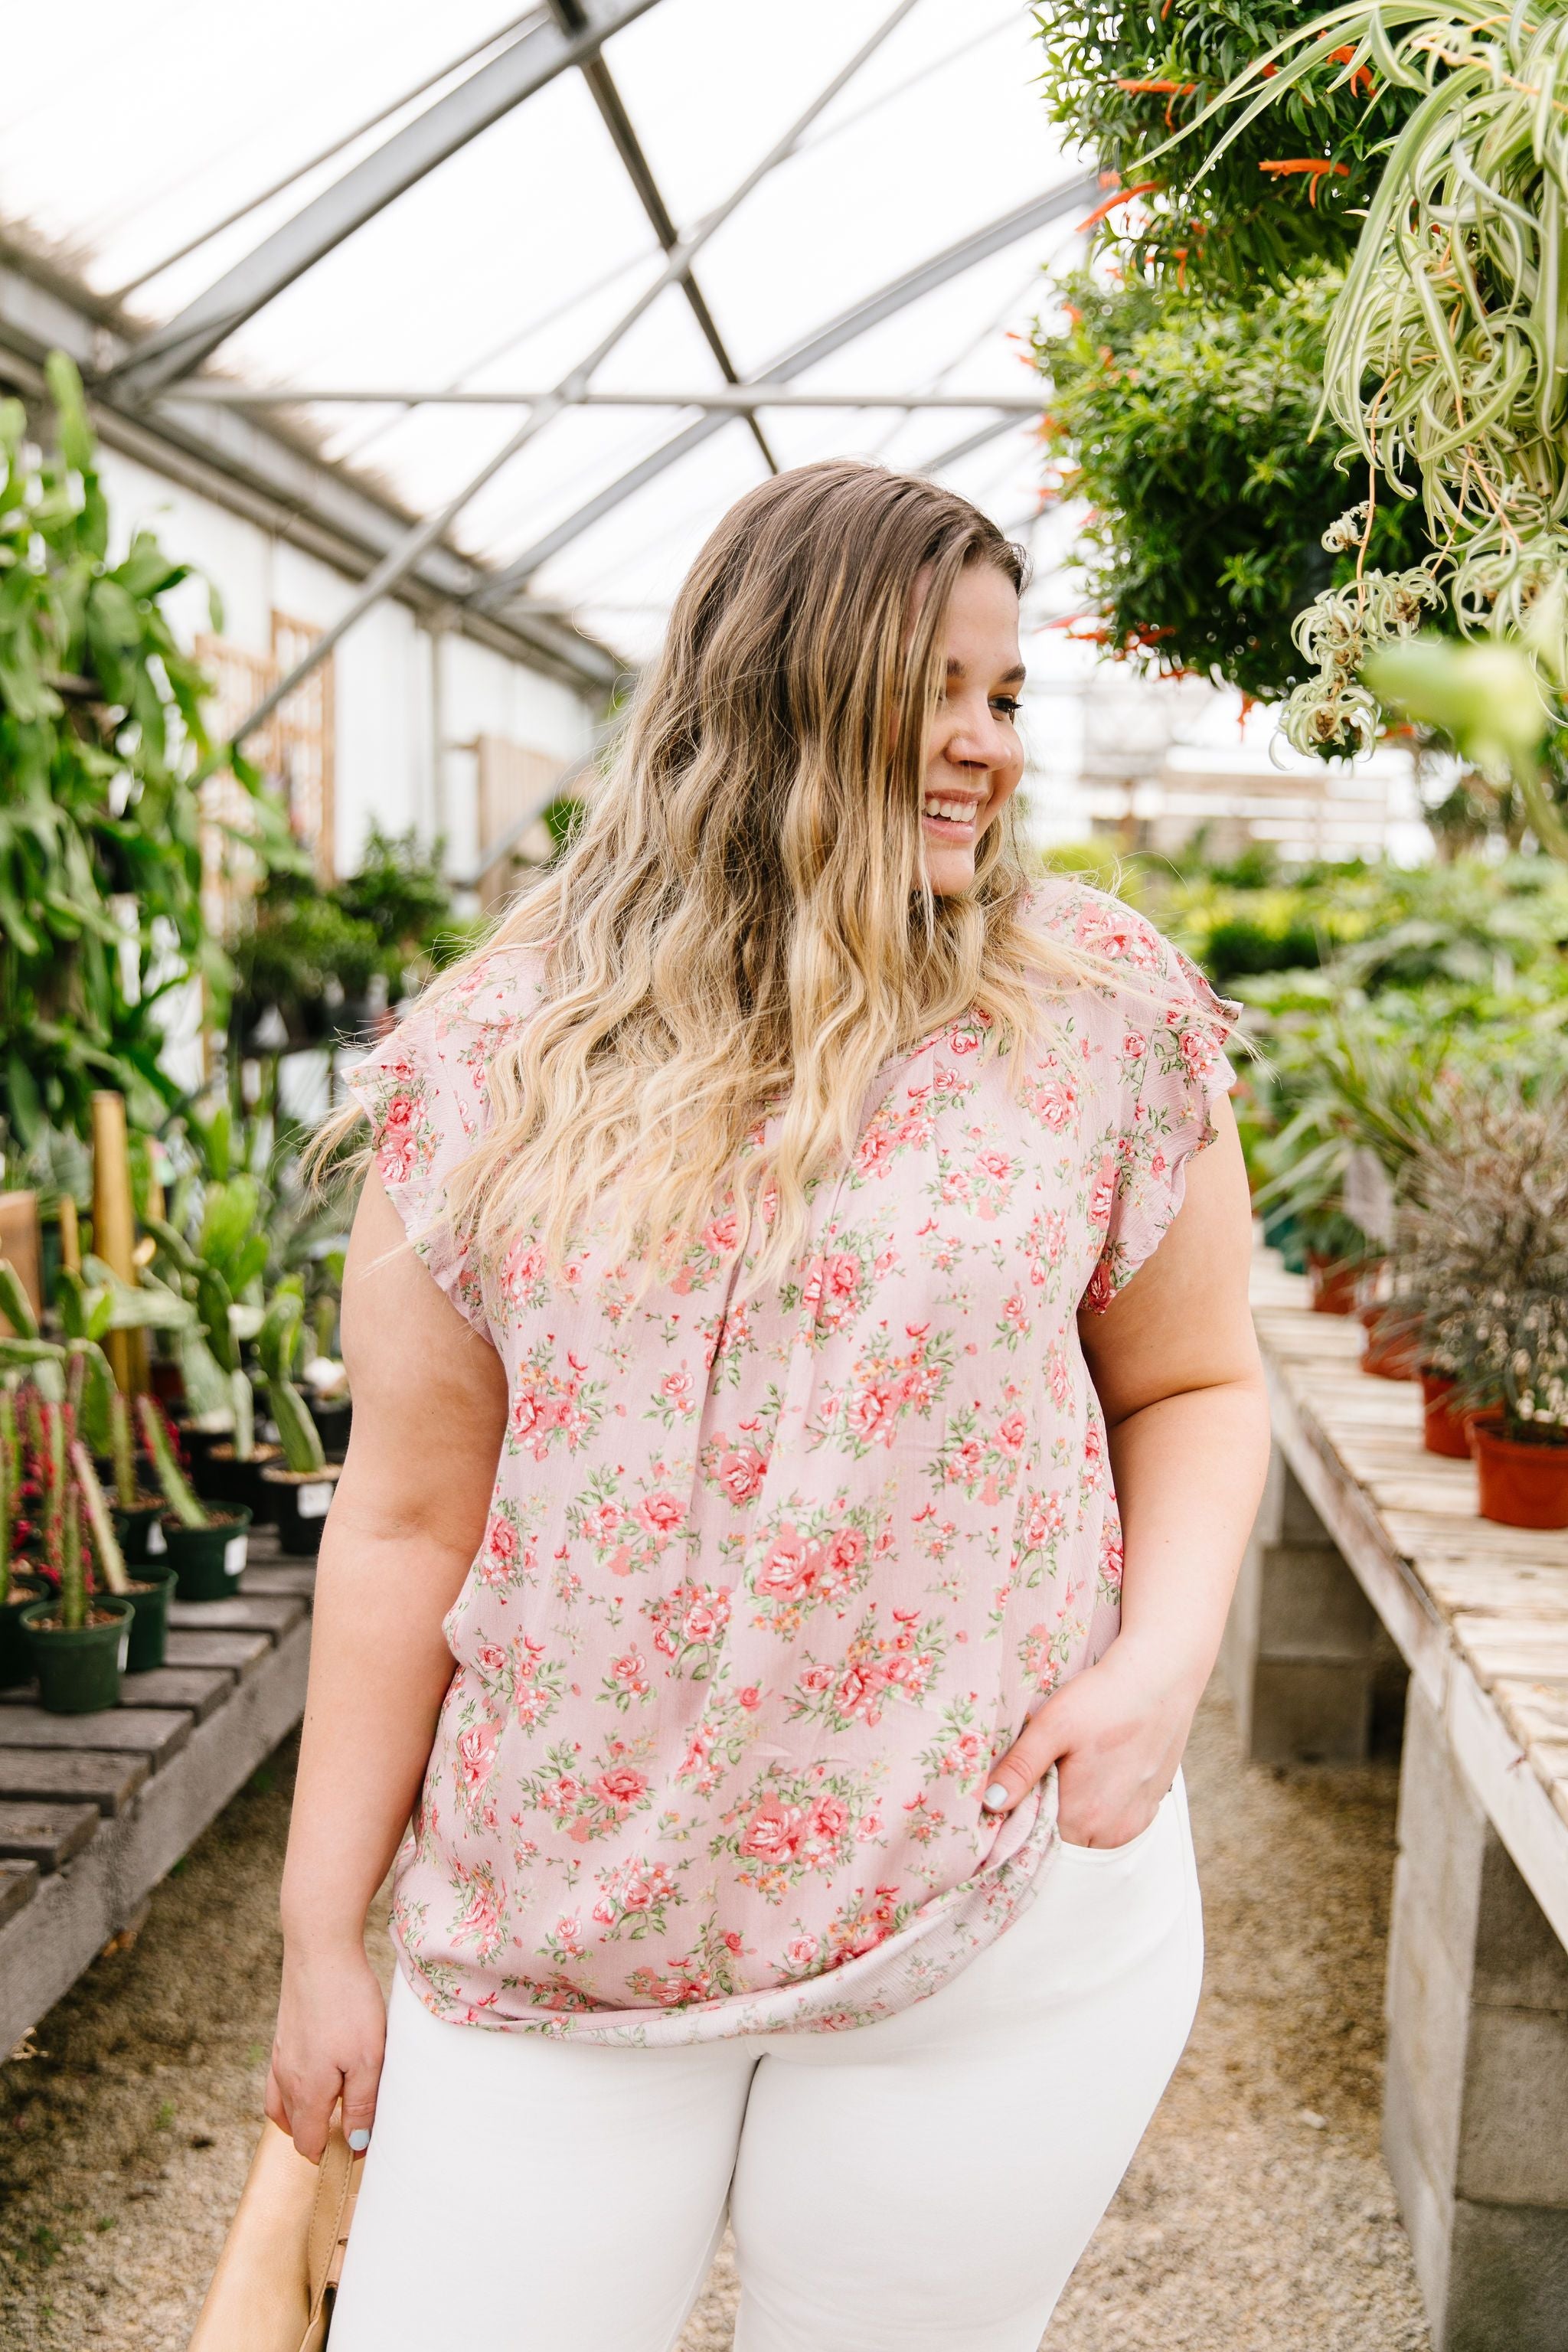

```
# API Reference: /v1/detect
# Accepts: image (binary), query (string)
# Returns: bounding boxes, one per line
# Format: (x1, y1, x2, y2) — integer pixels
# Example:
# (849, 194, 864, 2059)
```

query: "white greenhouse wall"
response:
(93, 445, 598, 882)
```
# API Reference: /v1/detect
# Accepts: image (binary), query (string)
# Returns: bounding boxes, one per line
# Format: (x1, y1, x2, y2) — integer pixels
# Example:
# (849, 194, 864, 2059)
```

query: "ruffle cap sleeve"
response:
(1074, 899, 1242, 1312)
(341, 953, 538, 1340)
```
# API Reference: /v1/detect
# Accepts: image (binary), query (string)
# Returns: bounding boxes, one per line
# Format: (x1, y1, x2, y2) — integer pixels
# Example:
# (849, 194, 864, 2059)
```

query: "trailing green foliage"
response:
(1031, 2, 1416, 295)
(1034, 268, 1431, 695)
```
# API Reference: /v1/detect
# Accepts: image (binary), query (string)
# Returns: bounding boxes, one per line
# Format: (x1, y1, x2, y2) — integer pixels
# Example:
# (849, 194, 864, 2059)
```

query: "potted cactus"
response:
(0, 1388, 48, 1690)
(137, 1395, 253, 1601)
(20, 1401, 133, 1713)
(256, 1292, 338, 1555)
(72, 1436, 173, 1674)
(103, 1389, 168, 1566)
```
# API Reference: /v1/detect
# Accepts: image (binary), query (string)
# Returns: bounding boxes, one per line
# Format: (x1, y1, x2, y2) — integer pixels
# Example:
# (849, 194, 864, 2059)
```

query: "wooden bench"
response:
(0, 1531, 313, 2058)
(1227, 1259, 1568, 2352)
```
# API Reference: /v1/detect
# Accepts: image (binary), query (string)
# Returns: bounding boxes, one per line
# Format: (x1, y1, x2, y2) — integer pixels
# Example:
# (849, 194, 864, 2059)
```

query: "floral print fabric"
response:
(345, 883, 1238, 2043)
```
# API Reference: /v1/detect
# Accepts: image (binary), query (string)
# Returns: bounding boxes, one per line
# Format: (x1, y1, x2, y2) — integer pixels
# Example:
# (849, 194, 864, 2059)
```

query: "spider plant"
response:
(1138, 7, 1568, 778)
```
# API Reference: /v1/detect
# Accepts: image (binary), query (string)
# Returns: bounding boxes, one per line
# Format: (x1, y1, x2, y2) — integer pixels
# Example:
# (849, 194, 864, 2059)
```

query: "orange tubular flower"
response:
(1112, 78, 1196, 93)
(1075, 179, 1160, 233)
(1259, 158, 1350, 207)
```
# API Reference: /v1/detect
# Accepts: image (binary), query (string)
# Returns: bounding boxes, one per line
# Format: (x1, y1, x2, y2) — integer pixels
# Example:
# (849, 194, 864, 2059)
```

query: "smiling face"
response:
(919, 560, 1026, 896)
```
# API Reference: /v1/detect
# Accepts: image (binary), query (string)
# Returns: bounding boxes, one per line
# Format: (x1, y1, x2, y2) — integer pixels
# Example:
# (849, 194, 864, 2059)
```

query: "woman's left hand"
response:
(979, 1636, 1200, 1850)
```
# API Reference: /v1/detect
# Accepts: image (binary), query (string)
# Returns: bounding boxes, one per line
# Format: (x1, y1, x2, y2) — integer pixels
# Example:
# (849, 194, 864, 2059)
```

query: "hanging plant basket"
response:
(164, 1508, 253, 1602)
(21, 1594, 133, 1714)
(1419, 1372, 1473, 1461)
(260, 1465, 339, 1558)
(1470, 1419, 1568, 1532)
(1, 1571, 49, 1691)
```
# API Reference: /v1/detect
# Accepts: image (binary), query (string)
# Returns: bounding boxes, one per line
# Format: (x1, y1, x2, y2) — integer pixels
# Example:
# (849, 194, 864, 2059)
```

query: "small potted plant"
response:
(21, 1402, 133, 1713)
(74, 1438, 173, 1674)
(0, 1388, 48, 1690)
(136, 1396, 253, 1601)
(256, 1293, 338, 1555)
(104, 1389, 167, 1566)
(1396, 1088, 1568, 1514)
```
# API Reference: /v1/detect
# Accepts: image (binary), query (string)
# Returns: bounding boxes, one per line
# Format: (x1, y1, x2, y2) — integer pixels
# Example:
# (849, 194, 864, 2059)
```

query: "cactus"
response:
(70, 1440, 129, 1598)
(0, 1387, 16, 1608)
(231, 1367, 256, 1463)
(109, 1390, 139, 1509)
(0, 1258, 39, 1342)
(135, 1396, 207, 1530)
(256, 1292, 325, 1475)
(38, 1403, 87, 1631)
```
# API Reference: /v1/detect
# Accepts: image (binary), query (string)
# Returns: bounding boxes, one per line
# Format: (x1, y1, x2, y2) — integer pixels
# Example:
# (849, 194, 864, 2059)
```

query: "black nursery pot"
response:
(1, 1571, 49, 1691)
(123, 1560, 177, 1673)
(196, 1442, 283, 1524)
(22, 1595, 132, 1715)
(311, 1397, 352, 1464)
(260, 1464, 340, 1557)
(163, 1508, 253, 1602)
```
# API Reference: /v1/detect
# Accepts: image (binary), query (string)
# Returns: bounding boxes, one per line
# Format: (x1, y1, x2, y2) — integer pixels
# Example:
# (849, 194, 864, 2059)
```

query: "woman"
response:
(273, 460, 1270, 2350)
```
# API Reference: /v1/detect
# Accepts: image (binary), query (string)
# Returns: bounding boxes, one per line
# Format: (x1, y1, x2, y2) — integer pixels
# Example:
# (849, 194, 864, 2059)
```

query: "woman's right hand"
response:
(265, 1942, 387, 2163)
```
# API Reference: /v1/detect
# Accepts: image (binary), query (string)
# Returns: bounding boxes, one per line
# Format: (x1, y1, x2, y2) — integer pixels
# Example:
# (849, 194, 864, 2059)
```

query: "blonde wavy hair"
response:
(325, 461, 1135, 1282)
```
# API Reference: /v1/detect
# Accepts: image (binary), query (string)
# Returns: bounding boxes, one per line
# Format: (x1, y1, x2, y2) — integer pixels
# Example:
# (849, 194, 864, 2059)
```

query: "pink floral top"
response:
(346, 883, 1238, 2043)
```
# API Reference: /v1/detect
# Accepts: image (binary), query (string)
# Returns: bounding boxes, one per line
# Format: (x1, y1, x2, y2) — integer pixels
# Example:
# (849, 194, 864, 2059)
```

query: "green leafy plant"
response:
(1033, 268, 1433, 695)
(1031, 1, 1417, 294)
(0, 355, 273, 1145)
(0, 1387, 18, 1606)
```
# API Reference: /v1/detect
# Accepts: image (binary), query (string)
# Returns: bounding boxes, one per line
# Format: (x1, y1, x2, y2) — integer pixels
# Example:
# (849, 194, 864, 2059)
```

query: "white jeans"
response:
(332, 1777, 1202, 2352)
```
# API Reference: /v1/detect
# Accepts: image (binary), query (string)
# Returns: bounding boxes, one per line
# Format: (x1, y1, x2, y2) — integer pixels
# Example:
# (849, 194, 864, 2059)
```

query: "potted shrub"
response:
(1396, 1089, 1568, 1517)
(0, 1389, 47, 1690)
(21, 1401, 132, 1713)
(256, 1293, 338, 1556)
(136, 1396, 252, 1601)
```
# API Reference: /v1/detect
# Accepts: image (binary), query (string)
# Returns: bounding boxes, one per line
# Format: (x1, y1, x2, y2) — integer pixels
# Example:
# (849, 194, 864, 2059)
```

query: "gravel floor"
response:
(0, 1684, 1432, 2350)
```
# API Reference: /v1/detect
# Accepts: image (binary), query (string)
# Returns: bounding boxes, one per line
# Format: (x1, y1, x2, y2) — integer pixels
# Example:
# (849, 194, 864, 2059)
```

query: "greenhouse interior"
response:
(0, 5, 1565, 2348)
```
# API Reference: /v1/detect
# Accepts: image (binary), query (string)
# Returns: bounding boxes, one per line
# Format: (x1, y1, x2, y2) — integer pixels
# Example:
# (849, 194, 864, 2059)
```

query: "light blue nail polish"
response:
(348, 2128, 371, 2153)
(982, 1783, 1011, 1811)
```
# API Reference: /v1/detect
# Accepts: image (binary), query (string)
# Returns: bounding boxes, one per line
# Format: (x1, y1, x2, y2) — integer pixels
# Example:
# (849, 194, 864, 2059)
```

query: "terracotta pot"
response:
(1359, 1305, 1420, 1382)
(1419, 1371, 1472, 1461)
(1471, 1417, 1568, 1530)
(1308, 1255, 1359, 1316)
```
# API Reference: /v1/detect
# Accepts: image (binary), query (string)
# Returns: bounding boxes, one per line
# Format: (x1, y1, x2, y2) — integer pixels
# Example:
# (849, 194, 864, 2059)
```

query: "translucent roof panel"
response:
(2, 0, 1091, 668)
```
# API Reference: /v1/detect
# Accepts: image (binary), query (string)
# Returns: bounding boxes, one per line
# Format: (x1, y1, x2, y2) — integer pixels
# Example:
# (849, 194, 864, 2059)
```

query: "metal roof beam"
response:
(472, 173, 1096, 609)
(0, 251, 618, 694)
(105, 0, 667, 402)
(172, 384, 1045, 411)
(547, 0, 781, 476)
(223, 0, 924, 749)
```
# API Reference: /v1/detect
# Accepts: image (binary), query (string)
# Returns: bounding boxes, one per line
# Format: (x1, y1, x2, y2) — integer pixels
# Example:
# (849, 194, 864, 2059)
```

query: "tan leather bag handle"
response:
(188, 2118, 361, 2352)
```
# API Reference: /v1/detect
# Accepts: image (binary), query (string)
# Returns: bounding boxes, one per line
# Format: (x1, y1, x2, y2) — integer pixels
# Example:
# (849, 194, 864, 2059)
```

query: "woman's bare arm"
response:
(983, 1095, 1271, 1844)
(266, 1171, 507, 2158)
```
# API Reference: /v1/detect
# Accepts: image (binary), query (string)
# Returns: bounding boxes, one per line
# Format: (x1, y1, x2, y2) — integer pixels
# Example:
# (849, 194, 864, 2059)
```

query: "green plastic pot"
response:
(1, 1571, 49, 1691)
(261, 1465, 339, 1557)
(112, 1494, 167, 1569)
(21, 1595, 133, 1715)
(162, 1508, 253, 1602)
(123, 1561, 177, 1673)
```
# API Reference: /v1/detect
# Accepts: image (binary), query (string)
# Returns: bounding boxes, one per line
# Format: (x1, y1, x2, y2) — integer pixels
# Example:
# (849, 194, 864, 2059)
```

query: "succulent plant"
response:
(256, 1291, 325, 1476)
